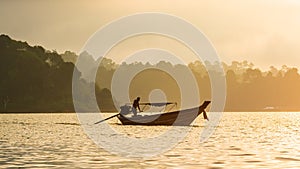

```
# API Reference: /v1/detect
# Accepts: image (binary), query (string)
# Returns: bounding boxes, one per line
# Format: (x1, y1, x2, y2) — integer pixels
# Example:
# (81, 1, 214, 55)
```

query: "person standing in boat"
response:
(132, 97, 142, 116)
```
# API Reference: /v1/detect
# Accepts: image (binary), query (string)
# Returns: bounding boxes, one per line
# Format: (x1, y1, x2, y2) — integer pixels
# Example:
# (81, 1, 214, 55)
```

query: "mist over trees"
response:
(1, 34, 299, 112)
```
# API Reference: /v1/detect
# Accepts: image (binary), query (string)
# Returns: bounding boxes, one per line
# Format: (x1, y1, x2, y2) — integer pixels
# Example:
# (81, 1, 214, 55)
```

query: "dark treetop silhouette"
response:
(1, 34, 300, 112)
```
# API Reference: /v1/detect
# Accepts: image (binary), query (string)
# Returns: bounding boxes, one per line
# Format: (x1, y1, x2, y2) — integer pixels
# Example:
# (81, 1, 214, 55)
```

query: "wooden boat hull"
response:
(117, 101, 210, 126)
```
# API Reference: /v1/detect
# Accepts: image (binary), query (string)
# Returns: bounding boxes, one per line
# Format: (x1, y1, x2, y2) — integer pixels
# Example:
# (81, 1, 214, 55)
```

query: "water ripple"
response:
(1, 112, 300, 168)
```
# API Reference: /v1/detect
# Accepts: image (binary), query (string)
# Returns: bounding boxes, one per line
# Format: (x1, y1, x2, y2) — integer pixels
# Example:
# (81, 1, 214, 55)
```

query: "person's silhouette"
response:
(132, 97, 142, 116)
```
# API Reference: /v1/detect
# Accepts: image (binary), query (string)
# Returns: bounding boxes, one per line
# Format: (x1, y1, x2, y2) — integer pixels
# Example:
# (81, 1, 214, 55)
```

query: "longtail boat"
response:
(117, 101, 211, 126)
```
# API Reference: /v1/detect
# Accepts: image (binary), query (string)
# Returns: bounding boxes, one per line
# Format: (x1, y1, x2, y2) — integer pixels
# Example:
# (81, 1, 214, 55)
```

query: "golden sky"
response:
(1, 0, 300, 69)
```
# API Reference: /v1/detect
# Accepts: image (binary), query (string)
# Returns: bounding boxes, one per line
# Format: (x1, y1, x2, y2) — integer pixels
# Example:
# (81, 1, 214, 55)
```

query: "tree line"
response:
(1, 34, 299, 112)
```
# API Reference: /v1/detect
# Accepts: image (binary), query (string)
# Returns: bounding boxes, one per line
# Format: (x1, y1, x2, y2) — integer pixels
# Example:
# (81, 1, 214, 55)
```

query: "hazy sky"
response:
(1, 0, 300, 69)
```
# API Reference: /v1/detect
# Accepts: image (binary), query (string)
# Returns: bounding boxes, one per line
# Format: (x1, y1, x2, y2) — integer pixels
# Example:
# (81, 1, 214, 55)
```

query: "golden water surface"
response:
(1, 112, 300, 168)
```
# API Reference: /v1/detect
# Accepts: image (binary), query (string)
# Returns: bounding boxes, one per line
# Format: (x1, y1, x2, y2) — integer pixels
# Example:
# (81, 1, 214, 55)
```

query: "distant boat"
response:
(117, 101, 211, 126)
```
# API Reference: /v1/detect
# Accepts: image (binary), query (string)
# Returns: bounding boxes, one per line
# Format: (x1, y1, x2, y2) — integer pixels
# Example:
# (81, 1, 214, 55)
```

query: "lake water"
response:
(1, 112, 300, 168)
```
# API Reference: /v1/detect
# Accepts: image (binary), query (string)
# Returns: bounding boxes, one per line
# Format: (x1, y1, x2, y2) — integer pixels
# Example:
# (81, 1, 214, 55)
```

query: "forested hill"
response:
(0, 35, 115, 112)
(1, 34, 300, 112)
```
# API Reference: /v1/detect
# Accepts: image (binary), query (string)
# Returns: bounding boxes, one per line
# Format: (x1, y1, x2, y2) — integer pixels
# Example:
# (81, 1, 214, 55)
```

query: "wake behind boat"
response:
(95, 101, 211, 126)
